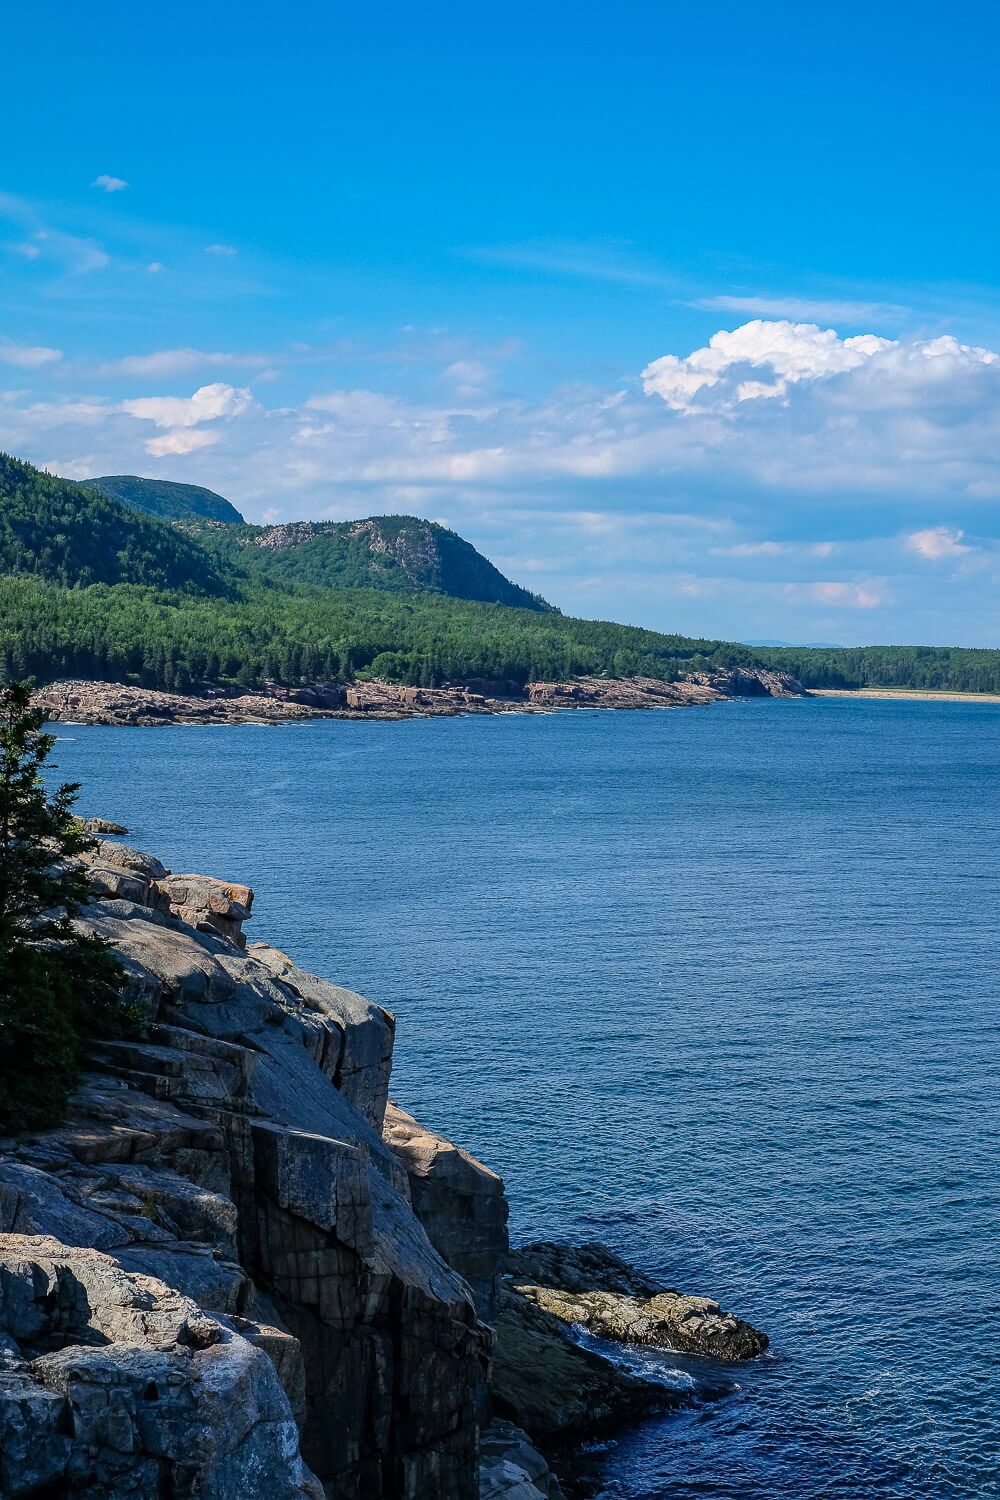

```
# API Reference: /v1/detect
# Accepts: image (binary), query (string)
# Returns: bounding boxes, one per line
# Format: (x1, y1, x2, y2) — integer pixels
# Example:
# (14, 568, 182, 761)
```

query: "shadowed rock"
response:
(509, 1242, 768, 1363)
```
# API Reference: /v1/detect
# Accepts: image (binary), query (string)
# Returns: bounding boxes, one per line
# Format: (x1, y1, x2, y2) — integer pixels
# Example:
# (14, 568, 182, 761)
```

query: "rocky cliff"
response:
(0, 837, 766, 1499)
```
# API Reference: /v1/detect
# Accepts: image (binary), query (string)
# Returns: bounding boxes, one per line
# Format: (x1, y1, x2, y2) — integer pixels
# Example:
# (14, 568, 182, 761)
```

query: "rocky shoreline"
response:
(0, 830, 768, 1498)
(34, 667, 804, 726)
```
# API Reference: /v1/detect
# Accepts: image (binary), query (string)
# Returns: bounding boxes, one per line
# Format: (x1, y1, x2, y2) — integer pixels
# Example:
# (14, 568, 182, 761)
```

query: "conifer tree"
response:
(0, 681, 128, 1130)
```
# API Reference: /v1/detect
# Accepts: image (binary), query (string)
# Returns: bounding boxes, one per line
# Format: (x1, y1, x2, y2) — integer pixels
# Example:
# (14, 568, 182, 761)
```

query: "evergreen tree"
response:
(0, 681, 130, 1130)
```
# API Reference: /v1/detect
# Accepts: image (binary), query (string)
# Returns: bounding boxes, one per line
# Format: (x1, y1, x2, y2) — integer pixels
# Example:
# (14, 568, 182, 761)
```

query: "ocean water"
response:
(49, 697, 1000, 1499)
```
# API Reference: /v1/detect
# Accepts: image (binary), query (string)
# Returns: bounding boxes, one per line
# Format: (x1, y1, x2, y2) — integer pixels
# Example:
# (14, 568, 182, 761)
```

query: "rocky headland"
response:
(34, 667, 803, 726)
(0, 832, 767, 1498)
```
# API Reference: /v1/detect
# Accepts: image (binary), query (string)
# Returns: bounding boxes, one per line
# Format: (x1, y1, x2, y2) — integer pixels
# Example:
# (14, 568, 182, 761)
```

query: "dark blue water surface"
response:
(49, 697, 1000, 1499)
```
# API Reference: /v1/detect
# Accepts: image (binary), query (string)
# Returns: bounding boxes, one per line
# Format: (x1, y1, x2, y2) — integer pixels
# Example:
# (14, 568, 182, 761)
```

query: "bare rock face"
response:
(384, 1103, 509, 1325)
(479, 1420, 564, 1500)
(0, 845, 769, 1498)
(508, 1242, 768, 1364)
(0, 1234, 321, 1499)
(34, 667, 803, 726)
(79, 816, 129, 836)
(0, 850, 485, 1499)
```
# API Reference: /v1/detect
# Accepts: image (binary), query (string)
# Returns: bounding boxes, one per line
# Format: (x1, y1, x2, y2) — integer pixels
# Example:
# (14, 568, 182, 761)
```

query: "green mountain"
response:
(190, 514, 552, 611)
(0, 453, 761, 692)
(0, 454, 229, 595)
(85, 475, 246, 525)
(2, 453, 999, 697)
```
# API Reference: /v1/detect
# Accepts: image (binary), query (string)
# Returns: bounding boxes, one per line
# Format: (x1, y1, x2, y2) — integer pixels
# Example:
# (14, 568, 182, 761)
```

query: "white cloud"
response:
(205, 243, 237, 256)
(0, 340, 62, 368)
(696, 295, 909, 325)
(11, 242, 40, 260)
(145, 429, 220, 457)
(121, 381, 253, 456)
(905, 526, 972, 561)
(147, 261, 163, 273)
(786, 580, 885, 609)
(642, 319, 1000, 417)
(122, 382, 253, 430)
(108, 348, 269, 377)
(642, 320, 892, 411)
(92, 175, 128, 193)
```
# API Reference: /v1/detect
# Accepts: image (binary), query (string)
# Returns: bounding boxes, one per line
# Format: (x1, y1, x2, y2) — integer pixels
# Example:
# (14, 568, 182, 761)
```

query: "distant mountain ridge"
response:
(208, 514, 553, 612)
(85, 475, 246, 525)
(87, 472, 550, 611)
(2, 453, 999, 698)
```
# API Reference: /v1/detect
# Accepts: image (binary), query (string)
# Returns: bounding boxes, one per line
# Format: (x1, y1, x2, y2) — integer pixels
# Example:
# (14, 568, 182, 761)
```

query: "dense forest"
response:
(0, 455, 756, 691)
(0, 455, 228, 595)
(2, 452, 1000, 696)
(755, 644, 1000, 695)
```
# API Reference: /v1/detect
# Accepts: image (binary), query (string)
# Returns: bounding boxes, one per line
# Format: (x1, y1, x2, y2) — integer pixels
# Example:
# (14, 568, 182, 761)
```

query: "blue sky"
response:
(3, 1, 1000, 645)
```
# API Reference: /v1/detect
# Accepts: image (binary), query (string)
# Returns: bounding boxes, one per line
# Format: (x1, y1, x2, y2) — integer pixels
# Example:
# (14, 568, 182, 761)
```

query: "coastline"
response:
(810, 687, 1000, 704)
(33, 668, 803, 727)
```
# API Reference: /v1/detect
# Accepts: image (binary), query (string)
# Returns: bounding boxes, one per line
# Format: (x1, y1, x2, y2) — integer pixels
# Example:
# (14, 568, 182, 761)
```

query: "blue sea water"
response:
(49, 697, 1000, 1499)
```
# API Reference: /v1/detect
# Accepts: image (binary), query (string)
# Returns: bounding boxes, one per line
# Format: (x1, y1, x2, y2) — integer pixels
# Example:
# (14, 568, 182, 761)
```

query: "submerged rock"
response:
(508, 1242, 768, 1363)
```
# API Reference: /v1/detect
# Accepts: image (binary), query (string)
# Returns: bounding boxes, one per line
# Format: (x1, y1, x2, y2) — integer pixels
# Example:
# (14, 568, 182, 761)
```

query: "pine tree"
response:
(0, 681, 129, 1130)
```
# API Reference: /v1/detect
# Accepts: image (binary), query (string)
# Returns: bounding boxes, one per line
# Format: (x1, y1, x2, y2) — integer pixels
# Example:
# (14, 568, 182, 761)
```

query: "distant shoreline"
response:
(810, 687, 1000, 704)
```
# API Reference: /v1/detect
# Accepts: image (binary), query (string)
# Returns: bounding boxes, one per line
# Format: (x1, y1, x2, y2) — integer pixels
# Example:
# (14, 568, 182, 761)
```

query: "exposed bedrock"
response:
(508, 1242, 768, 1364)
(33, 666, 804, 726)
(0, 839, 483, 1498)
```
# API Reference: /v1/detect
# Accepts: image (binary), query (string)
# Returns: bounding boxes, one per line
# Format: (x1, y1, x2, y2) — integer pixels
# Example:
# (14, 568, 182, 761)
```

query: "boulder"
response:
(0, 1235, 322, 1499)
(508, 1242, 768, 1364)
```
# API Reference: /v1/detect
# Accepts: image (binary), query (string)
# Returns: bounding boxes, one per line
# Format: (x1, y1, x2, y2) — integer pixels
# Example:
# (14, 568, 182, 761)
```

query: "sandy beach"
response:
(810, 687, 1000, 704)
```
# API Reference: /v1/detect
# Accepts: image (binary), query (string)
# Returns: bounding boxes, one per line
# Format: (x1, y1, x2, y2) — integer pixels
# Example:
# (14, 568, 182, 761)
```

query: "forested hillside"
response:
(0, 454, 757, 691)
(85, 475, 246, 524)
(0, 454, 228, 595)
(186, 513, 552, 610)
(3, 453, 1000, 696)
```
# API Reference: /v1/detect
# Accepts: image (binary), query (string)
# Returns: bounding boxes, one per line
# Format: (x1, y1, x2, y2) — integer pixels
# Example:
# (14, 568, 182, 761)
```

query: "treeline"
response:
(0, 574, 752, 694)
(756, 644, 1000, 694)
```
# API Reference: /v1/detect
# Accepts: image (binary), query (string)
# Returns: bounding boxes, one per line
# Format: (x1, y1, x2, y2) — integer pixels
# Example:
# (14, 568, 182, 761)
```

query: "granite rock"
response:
(509, 1242, 768, 1363)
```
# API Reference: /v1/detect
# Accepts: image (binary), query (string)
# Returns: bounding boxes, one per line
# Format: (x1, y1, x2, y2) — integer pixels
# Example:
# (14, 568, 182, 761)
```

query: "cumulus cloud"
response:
(145, 429, 220, 457)
(122, 383, 253, 430)
(906, 526, 972, 561)
(121, 382, 253, 456)
(642, 320, 892, 410)
(92, 175, 128, 193)
(0, 340, 62, 368)
(642, 319, 1000, 416)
